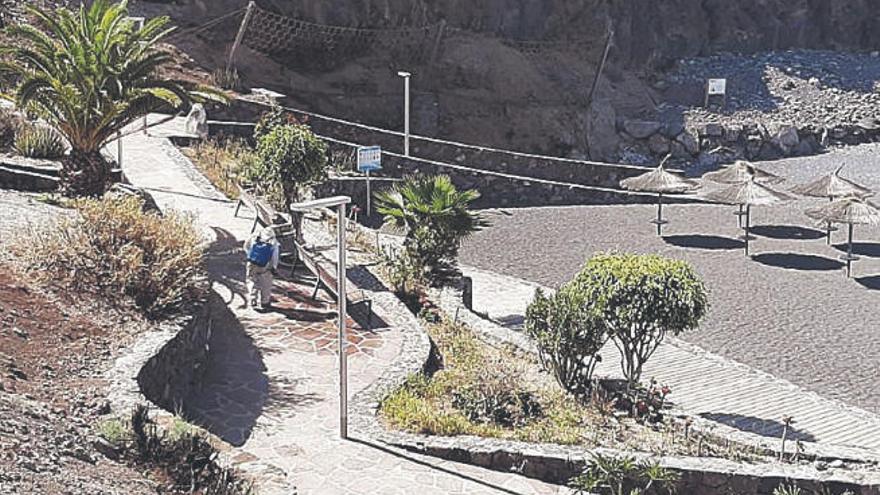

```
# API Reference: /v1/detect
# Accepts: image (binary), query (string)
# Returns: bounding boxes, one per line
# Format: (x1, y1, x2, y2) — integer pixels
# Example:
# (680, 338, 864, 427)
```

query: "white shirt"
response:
(244, 233, 280, 270)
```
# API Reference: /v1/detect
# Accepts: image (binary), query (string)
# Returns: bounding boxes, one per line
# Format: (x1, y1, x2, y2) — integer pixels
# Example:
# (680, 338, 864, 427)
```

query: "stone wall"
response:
(207, 100, 682, 209)
(618, 118, 880, 166)
(0, 156, 60, 192)
(136, 301, 213, 414)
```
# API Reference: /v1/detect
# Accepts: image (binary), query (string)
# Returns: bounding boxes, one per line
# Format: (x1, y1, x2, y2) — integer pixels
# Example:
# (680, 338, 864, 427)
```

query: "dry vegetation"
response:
(381, 319, 760, 460)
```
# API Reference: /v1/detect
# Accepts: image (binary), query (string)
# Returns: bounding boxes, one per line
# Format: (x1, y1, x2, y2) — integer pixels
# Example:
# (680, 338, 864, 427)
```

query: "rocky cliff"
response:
(140, 0, 880, 161)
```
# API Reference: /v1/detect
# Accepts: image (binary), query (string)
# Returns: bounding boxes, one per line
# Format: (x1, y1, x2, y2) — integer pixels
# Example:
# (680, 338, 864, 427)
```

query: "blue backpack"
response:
(247, 241, 273, 267)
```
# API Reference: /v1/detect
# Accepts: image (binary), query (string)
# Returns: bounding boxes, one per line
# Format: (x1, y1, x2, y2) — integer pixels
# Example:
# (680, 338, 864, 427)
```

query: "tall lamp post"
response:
(289, 196, 353, 438)
(397, 71, 411, 156)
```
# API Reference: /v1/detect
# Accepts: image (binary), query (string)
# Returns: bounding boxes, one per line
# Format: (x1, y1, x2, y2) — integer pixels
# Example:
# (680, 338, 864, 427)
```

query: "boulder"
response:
(661, 121, 684, 138)
(675, 130, 700, 155)
(648, 134, 670, 155)
(623, 120, 662, 139)
(703, 123, 725, 138)
(771, 126, 799, 154)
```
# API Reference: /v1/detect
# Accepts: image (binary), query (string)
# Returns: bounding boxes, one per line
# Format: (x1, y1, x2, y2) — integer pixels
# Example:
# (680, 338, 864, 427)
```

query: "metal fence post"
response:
(226, 1, 257, 74)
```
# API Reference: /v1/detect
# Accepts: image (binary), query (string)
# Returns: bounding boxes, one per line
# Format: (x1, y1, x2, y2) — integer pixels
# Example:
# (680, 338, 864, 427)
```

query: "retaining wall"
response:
(136, 301, 213, 414)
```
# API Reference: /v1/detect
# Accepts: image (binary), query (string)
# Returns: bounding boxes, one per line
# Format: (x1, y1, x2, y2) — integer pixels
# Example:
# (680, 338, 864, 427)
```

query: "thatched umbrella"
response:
(702, 161, 786, 227)
(620, 158, 699, 235)
(791, 165, 874, 244)
(805, 196, 880, 277)
(702, 178, 796, 255)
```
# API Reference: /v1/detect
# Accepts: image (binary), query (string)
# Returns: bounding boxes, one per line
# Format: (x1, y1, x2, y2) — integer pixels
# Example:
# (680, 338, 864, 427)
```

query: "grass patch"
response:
(181, 137, 257, 200)
(97, 406, 252, 495)
(381, 319, 761, 459)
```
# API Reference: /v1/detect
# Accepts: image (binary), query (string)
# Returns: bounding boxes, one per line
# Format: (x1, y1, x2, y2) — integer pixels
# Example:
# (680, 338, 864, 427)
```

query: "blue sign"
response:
(357, 146, 382, 173)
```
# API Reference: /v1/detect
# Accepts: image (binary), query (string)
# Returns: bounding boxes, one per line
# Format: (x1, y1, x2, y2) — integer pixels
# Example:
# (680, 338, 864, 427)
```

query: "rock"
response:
(648, 134, 670, 155)
(92, 438, 121, 461)
(724, 125, 742, 143)
(660, 121, 684, 138)
(703, 123, 724, 138)
(675, 131, 700, 155)
(772, 126, 800, 154)
(623, 120, 662, 139)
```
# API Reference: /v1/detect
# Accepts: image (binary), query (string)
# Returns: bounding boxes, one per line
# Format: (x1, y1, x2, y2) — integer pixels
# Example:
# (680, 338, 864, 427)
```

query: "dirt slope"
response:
(131, 1, 880, 160)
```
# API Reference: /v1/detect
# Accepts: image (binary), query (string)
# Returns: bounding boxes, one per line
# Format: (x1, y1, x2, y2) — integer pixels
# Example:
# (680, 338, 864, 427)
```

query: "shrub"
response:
(0, 108, 26, 147)
(253, 106, 295, 142)
(126, 406, 253, 494)
(14, 123, 67, 159)
(210, 67, 240, 91)
(251, 123, 328, 208)
(13, 195, 208, 318)
(524, 288, 607, 398)
(571, 253, 708, 387)
(450, 356, 542, 427)
(570, 453, 679, 495)
(375, 175, 487, 281)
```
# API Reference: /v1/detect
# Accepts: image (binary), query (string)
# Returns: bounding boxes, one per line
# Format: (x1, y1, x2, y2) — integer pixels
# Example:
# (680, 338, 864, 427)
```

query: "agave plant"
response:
(0, 0, 226, 196)
(375, 174, 487, 279)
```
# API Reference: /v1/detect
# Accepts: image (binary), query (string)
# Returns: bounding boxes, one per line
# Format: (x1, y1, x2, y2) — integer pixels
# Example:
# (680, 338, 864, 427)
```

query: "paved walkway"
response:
(463, 265, 880, 451)
(119, 117, 570, 494)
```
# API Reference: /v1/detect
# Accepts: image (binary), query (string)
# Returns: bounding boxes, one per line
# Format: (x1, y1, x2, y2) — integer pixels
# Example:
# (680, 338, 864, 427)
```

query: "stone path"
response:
(119, 116, 570, 494)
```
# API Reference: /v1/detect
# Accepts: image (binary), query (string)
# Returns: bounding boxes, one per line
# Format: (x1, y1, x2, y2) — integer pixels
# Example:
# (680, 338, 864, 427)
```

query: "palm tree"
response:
(375, 174, 487, 277)
(1, 0, 225, 196)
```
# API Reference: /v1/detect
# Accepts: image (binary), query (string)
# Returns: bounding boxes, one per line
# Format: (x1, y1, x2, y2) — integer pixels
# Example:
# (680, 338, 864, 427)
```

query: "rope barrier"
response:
(248, 98, 653, 172)
(165, 8, 246, 42)
(312, 130, 664, 199)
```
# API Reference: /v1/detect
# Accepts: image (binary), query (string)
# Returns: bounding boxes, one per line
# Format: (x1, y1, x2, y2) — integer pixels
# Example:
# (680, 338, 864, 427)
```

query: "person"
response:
(244, 226, 280, 310)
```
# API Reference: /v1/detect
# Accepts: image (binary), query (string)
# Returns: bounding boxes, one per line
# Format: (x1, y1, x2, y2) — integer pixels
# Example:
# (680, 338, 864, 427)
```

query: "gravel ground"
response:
(661, 50, 880, 130)
(461, 143, 880, 414)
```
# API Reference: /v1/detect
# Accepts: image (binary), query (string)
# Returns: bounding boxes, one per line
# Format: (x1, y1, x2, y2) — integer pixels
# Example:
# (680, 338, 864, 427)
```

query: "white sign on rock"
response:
(707, 78, 727, 96)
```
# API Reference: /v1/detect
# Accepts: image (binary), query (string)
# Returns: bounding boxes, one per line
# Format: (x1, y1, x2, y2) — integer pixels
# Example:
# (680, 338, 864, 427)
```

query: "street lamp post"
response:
(397, 71, 411, 156)
(289, 196, 352, 439)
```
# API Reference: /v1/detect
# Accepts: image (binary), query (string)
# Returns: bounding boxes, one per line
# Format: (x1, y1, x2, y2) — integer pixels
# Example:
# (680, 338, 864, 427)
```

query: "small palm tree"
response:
(375, 174, 486, 278)
(1, 0, 225, 196)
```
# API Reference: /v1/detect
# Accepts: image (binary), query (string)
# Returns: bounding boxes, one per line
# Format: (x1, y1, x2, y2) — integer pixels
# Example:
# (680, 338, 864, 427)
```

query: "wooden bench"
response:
(233, 185, 298, 274)
(292, 242, 373, 329)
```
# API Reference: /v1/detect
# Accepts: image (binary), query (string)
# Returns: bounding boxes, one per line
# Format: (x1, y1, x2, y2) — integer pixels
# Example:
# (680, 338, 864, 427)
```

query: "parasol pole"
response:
(737, 204, 744, 228)
(744, 204, 752, 256)
(826, 196, 834, 245)
(846, 223, 854, 277)
(657, 192, 664, 235)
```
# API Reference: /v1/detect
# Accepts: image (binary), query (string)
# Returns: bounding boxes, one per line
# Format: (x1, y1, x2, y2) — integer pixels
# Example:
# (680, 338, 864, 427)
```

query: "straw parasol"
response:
(620, 157, 699, 235)
(805, 196, 880, 277)
(791, 165, 874, 244)
(702, 160, 786, 227)
(702, 178, 796, 255)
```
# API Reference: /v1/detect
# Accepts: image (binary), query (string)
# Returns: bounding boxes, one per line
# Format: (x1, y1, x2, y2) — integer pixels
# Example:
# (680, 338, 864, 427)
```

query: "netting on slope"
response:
(242, 5, 444, 69)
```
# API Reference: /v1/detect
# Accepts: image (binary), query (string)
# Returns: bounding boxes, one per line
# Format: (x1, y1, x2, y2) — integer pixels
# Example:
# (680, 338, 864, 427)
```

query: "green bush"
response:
(250, 123, 328, 208)
(524, 288, 607, 398)
(571, 253, 708, 387)
(253, 106, 293, 142)
(14, 123, 66, 159)
(13, 195, 208, 318)
(375, 175, 486, 281)
(570, 453, 679, 495)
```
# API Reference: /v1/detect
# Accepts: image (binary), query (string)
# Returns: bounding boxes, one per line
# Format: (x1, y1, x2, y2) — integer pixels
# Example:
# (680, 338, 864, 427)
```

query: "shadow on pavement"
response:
(855, 276, 880, 291)
(205, 227, 247, 305)
(834, 242, 880, 258)
(700, 413, 817, 442)
(750, 224, 826, 241)
(751, 253, 844, 271)
(663, 234, 744, 250)
(184, 297, 269, 447)
(348, 437, 536, 494)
